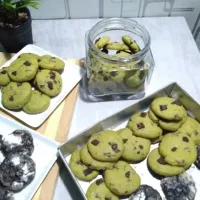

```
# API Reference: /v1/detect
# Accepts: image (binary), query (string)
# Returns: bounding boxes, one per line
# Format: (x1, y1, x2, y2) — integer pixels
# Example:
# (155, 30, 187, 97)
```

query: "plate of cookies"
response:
(0, 113, 59, 200)
(58, 82, 200, 200)
(0, 44, 85, 128)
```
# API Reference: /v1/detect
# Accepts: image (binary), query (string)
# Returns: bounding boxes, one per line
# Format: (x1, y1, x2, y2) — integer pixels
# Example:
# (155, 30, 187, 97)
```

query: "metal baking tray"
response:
(58, 82, 200, 200)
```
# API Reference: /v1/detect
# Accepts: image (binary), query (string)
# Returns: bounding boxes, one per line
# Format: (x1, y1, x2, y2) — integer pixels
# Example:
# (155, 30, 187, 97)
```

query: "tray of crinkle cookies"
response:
(58, 82, 200, 200)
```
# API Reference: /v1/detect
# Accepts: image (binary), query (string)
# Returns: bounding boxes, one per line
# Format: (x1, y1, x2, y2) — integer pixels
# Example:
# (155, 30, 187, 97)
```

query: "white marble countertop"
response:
(32, 17, 200, 200)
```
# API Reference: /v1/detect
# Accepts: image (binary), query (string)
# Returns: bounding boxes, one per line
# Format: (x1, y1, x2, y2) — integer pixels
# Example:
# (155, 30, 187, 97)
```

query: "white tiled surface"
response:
(29, 17, 200, 199)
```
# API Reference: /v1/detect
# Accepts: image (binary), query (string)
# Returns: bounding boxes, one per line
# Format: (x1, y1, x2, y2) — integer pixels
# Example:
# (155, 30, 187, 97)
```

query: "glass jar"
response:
(85, 18, 155, 100)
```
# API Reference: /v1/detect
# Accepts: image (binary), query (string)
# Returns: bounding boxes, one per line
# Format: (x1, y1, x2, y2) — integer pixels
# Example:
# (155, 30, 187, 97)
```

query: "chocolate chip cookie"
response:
(35, 69, 62, 97)
(0, 68, 10, 86)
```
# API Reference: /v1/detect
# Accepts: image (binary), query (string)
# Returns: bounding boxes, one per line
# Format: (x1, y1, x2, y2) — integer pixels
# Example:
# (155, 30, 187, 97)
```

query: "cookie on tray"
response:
(35, 69, 62, 97)
(69, 149, 99, 182)
(147, 148, 185, 176)
(104, 160, 141, 196)
(148, 109, 159, 123)
(161, 172, 197, 200)
(1, 129, 34, 157)
(178, 117, 200, 145)
(80, 144, 115, 170)
(129, 184, 162, 200)
(127, 112, 162, 139)
(159, 132, 197, 167)
(1, 82, 32, 110)
(87, 130, 124, 162)
(18, 53, 39, 60)
(7, 57, 38, 82)
(23, 90, 50, 114)
(86, 178, 119, 200)
(0, 154, 36, 192)
(0, 68, 10, 86)
(38, 55, 65, 71)
(150, 97, 186, 121)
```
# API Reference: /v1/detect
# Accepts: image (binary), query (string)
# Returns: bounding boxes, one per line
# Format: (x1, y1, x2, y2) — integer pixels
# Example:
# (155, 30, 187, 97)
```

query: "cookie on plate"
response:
(7, 57, 38, 82)
(69, 149, 99, 182)
(147, 148, 185, 176)
(161, 172, 197, 200)
(104, 160, 141, 196)
(23, 90, 50, 114)
(159, 132, 197, 167)
(35, 69, 62, 97)
(80, 144, 115, 170)
(150, 97, 186, 121)
(0, 154, 36, 192)
(38, 55, 65, 71)
(87, 130, 124, 162)
(18, 53, 39, 60)
(127, 112, 162, 139)
(129, 184, 162, 200)
(0, 68, 10, 86)
(1, 82, 32, 110)
(86, 178, 119, 200)
(178, 117, 200, 145)
(1, 129, 34, 156)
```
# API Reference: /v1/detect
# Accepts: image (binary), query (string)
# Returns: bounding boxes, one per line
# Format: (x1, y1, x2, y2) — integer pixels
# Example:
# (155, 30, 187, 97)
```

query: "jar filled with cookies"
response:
(85, 18, 155, 99)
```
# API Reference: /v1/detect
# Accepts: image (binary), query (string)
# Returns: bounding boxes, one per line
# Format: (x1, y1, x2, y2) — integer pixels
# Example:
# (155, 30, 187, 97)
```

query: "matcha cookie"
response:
(148, 109, 159, 123)
(151, 97, 186, 121)
(88, 130, 124, 162)
(0, 68, 10, 86)
(7, 58, 38, 82)
(104, 160, 141, 196)
(95, 36, 110, 49)
(86, 179, 119, 200)
(151, 134, 163, 144)
(35, 69, 62, 97)
(80, 144, 115, 170)
(39, 55, 65, 71)
(159, 132, 197, 167)
(23, 90, 50, 114)
(127, 112, 162, 139)
(117, 127, 132, 138)
(121, 135, 151, 162)
(147, 148, 185, 176)
(178, 117, 200, 145)
(69, 149, 99, 182)
(18, 53, 39, 60)
(2, 82, 32, 110)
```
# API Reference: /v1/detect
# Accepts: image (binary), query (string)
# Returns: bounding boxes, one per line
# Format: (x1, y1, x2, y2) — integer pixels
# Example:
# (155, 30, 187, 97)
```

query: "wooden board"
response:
(0, 53, 83, 200)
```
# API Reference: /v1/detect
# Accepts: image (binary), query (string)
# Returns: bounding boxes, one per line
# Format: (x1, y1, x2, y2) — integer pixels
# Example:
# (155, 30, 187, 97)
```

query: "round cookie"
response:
(18, 53, 39, 60)
(159, 133, 197, 167)
(148, 109, 159, 123)
(127, 112, 162, 139)
(35, 69, 62, 97)
(117, 127, 132, 139)
(23, 90, 50, 114)
(1, 129, 34, 157)
(69, 149, 99, 182)
(151, 134, 163, 144)
(87, 130, 124, 162)
(80, 144, 115, 170)
(150, 97, 186, 121)
(7, 57, 38, 82)
(39, 55, 65, 71)
(1, 82, 32, 110)
(0, 154, 36, 192)
(86, 179, 119, 200)
(178, 117, 200, 145)
(129, 184, 162, 200)
(147, 148, 185, 176)
(104, 160, 141, 196)
(0, 68, 10, 86)
(119, 132, 151, 162)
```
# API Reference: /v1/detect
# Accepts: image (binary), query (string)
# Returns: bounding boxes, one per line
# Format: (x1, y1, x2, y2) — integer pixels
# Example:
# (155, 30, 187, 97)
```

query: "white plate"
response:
(0, 44, 85, 128)
(0, 113, 59, 200)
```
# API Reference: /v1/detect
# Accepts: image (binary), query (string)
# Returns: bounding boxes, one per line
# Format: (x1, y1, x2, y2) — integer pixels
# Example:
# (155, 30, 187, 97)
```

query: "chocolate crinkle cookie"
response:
(129, 184, 162, 200)
(0, 154, 36, 192)
(161, 172, 196, 200)
(1, 129, 34, 156)
(195, 145, 200, 169)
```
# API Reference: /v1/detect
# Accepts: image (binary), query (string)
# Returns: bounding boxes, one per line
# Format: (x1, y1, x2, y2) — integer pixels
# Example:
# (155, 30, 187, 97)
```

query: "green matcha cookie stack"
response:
(0, 53, 65, 114)
(88, 34, 148, 95)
